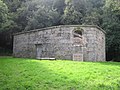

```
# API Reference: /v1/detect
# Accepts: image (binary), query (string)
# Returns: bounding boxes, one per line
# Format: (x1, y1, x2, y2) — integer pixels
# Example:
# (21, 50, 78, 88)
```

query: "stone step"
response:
(37, 58, 56, 60)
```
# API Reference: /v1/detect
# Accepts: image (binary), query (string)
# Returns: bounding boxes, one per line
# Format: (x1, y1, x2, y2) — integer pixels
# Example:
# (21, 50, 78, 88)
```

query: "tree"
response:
(61, 0, 83, 25)
(83, 0, 104, 26)
(25, 7, 60, 30)
(102, 0, 120, 61)
(22, 0, 60, 30)
(0, 0, 8, 31)
(0, 0, 21, 50)
(53, 0, 65, 15)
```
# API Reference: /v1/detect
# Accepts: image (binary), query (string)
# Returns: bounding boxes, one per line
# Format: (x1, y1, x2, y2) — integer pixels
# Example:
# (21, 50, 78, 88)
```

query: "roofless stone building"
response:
(13, 25, 106, 61)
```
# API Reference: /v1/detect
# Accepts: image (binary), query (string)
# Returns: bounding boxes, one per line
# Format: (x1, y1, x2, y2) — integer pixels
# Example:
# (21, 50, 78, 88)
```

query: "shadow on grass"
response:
(91, 61, 120, 67)
(0, 58, 84, 90)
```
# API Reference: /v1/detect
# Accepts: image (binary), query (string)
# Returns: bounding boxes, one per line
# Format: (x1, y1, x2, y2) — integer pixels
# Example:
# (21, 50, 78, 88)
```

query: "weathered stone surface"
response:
(13, 25, 106, 61)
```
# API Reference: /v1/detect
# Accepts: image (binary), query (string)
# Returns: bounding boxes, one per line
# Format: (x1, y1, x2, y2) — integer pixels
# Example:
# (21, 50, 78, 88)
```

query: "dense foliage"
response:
(0, 0, 120, 61)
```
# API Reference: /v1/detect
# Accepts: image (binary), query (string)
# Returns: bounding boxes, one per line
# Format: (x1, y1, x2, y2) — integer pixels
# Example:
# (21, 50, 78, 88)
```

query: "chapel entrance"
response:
(36, 44, 55, 59)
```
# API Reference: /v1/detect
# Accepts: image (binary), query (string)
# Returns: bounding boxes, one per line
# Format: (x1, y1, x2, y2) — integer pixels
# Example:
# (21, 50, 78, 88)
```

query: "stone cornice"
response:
(13, 25, 106, 36)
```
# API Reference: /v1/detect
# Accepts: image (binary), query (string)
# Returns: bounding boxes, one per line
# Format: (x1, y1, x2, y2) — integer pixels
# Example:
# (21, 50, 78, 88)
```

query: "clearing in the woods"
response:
(0, 57, 120, 90)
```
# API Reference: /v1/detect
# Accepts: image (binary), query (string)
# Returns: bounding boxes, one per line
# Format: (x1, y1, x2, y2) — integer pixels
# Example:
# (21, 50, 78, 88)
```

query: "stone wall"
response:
(13, 33, 29, 58)
(13, 25, 106, 61)
(82, 27, 106, 61)
(35, 26, 74, 60)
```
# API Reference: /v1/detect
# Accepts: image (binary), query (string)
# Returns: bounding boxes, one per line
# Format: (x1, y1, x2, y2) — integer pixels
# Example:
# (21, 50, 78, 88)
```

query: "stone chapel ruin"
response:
(13, 25, 106, 61)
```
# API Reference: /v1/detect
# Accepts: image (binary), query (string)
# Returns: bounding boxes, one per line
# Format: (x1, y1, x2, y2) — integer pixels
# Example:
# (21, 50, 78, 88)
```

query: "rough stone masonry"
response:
(13, 25, 106, 61)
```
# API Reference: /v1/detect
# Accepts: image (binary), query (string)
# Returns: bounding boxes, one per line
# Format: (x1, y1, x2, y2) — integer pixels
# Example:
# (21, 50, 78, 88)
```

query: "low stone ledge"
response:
(37, 58, 56, 60)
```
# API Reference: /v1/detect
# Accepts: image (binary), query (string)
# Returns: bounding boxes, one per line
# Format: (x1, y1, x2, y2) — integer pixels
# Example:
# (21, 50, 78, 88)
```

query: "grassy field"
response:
(0, 57, 120, 90)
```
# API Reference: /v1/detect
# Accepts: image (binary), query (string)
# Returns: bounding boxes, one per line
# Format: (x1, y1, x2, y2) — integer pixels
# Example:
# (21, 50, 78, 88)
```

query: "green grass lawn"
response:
(0, 57, 120, 90)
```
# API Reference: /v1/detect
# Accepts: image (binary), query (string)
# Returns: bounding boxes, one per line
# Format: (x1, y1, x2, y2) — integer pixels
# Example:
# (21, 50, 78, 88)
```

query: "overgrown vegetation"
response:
(0, 57, 120, 90)
(0, 0, 120, 61)
(0, 47, 12, 56)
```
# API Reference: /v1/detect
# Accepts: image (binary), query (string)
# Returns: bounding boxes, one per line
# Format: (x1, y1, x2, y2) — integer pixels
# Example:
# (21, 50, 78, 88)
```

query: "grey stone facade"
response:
(13, 25, 106, 61)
